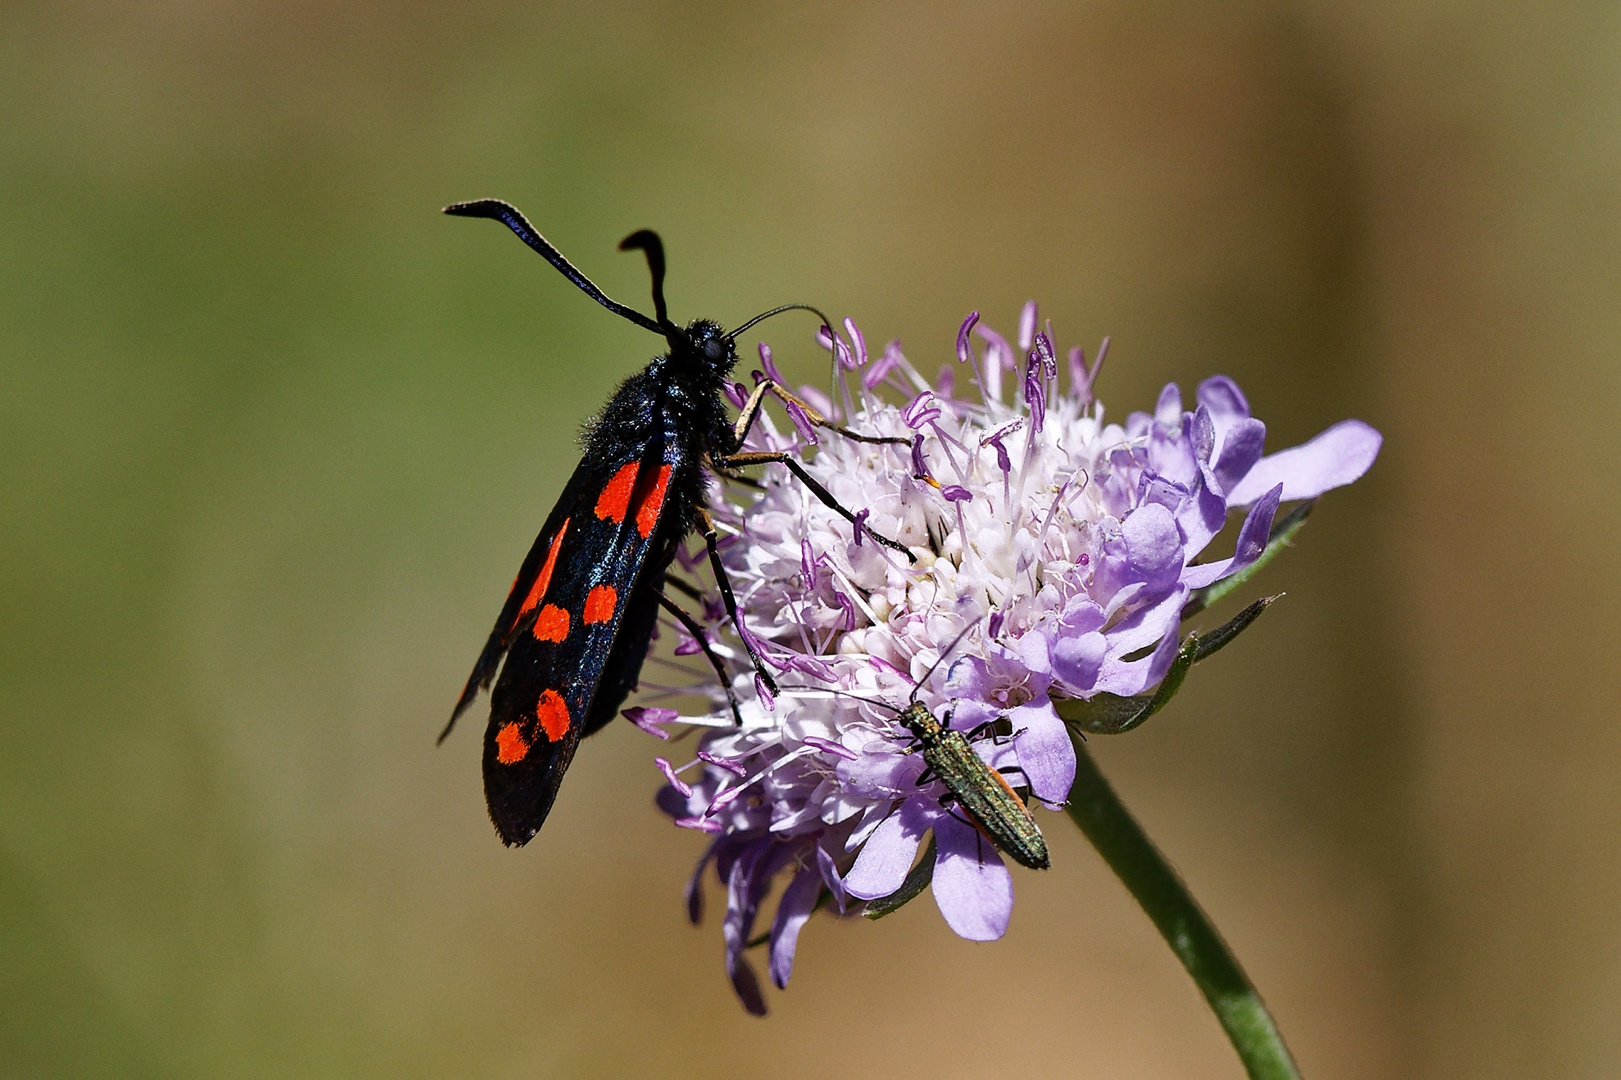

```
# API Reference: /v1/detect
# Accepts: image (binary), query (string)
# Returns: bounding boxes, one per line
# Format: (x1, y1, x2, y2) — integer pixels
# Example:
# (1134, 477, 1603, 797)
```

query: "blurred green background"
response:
(4, 1, 1618, 1077)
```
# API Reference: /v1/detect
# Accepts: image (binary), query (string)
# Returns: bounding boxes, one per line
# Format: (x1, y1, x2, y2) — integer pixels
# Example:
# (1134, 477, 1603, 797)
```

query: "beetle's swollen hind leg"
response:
(715, 450, 915, 562)
(657, 591, 742, 725)
(697, 507, 779, 697)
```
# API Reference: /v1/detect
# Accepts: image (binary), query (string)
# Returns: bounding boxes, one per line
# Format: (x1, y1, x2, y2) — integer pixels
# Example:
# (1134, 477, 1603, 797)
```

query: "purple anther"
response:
(699, 750, 749, 777)
(785, 400, 819, 445)
(956, 311, 980, 364)
(903, 391, 940, 429)
(754, 674, 776, 711)
(675, 630, 706, 656)
(941, 485, 973, 502)
(800, 539, 820, 589)
(751, 369, 767, 385)
(656, 756, 693, 798)
(798, 384, 835, 417)
(803, 735, 859, 761)
(706, 786, 744, 816)
(864, 340, 902, 389)
(675, 816, 723, 833)
(1025, 363, 1047, 433)
(725, 381, 748, 409)
(1033, 329, 1056, 378)
(989, 433, 1012, 477)
(623, 706, 679, 740)
(852, 508, 870, 547)
(1079, 552, 1091, 566)
(844, 317, 867, 367)
(758, 341, 784, 385)
(987, 610, 1005, 637)
(1018, 300, 1038, 352)
(818, 325, 855, 369)
(910, 434, 930, 479)
(832, 590, 858, 631)
(1068, 346, 1088, 398)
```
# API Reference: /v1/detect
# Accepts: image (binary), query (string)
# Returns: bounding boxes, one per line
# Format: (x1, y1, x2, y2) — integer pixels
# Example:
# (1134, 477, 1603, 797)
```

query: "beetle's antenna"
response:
(443, 199, 666, 336)
(778, 684, 900, 715)
(910, 619, 984, 704)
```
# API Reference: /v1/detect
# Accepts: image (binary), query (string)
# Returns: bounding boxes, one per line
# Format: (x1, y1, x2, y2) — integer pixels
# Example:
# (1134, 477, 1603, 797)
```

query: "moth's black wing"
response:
(442, 464, 598, 742)
(481, 434, 684, 846)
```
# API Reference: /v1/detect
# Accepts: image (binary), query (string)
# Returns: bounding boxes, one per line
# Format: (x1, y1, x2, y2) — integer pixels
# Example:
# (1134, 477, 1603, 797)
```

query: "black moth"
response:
(438, 199, 913, 846)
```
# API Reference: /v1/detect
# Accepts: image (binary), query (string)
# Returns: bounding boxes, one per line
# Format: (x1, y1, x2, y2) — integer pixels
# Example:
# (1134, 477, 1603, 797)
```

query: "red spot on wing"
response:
(495, 722, 530, 764)
(536, 689, 571, 742)
(532, 604, 569, 643)
(516, 518, 571, 622)
(632, 465, 673, 538)
(595, 462, 640, 524)
(583, 585, 617, 625)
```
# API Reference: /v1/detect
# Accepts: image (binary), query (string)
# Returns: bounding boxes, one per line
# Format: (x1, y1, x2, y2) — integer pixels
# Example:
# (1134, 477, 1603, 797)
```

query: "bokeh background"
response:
(4, 1, 1617, 1077)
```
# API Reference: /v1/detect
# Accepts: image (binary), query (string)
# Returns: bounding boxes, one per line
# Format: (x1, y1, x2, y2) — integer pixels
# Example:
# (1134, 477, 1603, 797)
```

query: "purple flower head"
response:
(648, 306, 1381, 1013)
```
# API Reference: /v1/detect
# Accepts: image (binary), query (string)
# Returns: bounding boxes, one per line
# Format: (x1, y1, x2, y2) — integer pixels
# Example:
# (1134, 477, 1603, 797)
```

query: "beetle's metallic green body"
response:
(898, 702, 1050, 870)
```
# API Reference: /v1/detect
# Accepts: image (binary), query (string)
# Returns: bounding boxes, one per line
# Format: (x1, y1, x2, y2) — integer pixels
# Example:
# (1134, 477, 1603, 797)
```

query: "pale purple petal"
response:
(1122, 503, 1185, 593)
(1227, 419, 1382, 505)
(769, 866, 823, 988)
(1196, 375, 1250, 427)
(1094, 615, 1182, 696)
(1182, 484, 1282, 589)
(844, 799, 932, 899)
(1102, 586, 1187, 659)
(1007, 698, 1074, 802)
(816, 844, 848, 913)
(932, 816, 1013, 941)
(1155, 382, 1183, 427)
(1211, 417, 1267, 496)
(1051, 630, 1107, 689)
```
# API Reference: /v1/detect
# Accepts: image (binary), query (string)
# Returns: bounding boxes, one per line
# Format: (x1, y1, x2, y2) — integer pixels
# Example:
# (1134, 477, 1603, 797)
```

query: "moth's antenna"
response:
(910, 619, 983, 704)
(728, 303, 837, 342)
(443, 199, 665, 336)
(778, 684, 900, 715)
(618, 229, 673, 332)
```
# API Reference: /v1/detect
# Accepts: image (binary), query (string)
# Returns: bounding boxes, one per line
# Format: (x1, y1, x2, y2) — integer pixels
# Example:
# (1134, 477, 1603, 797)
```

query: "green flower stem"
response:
(1066, 735, 1303, 1080)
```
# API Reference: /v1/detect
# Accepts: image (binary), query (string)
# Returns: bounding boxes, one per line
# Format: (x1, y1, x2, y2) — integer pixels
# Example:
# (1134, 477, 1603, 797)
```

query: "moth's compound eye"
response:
(703, 337, 727, 363)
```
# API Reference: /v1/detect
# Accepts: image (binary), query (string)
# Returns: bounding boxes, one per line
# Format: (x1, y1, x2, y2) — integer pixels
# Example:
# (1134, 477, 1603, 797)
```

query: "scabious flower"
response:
(643, 304, 1380, 1013)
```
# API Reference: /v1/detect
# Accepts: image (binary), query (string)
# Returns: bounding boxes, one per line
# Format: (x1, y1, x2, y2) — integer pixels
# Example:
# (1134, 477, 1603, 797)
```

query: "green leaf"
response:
(1055, 596, 1279, 735)
(861, 835, 938, 920)
(1181, 499, 1313, 620)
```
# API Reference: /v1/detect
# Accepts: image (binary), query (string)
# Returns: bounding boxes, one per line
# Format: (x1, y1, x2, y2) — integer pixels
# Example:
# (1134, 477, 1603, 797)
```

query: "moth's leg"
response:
(663, 574, 707, 605)
(656, 591, 742, 725)
(715, 450, 915, 563)
(697, 507, 779, 696)
(732, 378, 911, 448)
